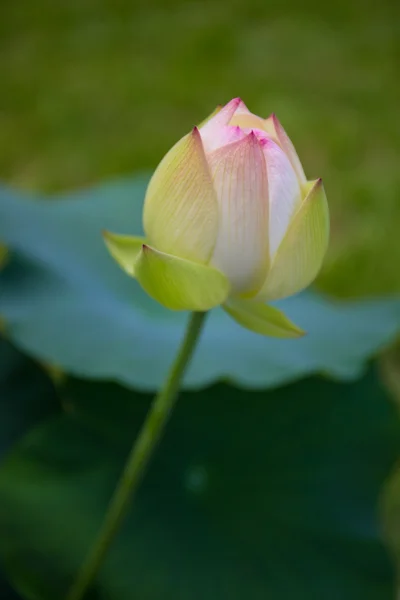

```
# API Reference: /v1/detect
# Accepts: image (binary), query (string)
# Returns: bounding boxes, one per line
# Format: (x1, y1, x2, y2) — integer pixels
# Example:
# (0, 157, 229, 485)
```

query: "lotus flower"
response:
(104, 98, 329, 338)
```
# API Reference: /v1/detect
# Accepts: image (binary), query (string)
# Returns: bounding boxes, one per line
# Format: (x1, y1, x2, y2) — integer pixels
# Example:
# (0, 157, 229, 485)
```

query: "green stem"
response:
(66, 311, 208, 600)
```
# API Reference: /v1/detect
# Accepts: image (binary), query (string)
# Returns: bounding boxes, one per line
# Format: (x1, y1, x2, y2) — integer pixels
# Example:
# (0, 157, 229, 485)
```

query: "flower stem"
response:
(66, 311, 208, 600)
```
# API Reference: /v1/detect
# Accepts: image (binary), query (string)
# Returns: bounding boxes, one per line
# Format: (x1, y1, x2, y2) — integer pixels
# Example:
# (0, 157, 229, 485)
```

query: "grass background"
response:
(0, 0, 399, 297)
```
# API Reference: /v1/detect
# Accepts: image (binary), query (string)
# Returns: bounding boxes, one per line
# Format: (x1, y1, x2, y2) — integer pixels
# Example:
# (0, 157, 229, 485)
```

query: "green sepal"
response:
(135, 244, 230, 311)
(103, 231, 146, 277)
(223, 297, 305, 338)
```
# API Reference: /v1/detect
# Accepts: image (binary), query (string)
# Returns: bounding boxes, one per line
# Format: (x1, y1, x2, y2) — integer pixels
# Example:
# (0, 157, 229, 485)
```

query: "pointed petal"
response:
(233, 99, 253, 115)
(262, 137, 302, 258)
(255, 179, 329, 302)
(103, 231, 146, 276)
(208, 132, 269, 295)
(201, 99, 269, 152)
(223, 297, 305, 338)
(135, 244, 230, 311)
(199, 97, 245, 152)
(200, 124, 247, 153)
(200, 98, 241, 133)
(143, 128, 218, 264)
(264, 114, 306, 183)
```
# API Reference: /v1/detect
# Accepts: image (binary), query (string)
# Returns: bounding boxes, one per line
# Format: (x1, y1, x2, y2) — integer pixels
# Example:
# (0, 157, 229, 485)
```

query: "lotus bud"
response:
(104, 98, 329, 338)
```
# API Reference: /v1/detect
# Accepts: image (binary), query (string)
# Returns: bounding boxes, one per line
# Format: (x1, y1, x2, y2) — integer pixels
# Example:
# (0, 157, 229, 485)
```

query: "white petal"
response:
(207, 132, 269, 295)
(262, 137, 302, 258)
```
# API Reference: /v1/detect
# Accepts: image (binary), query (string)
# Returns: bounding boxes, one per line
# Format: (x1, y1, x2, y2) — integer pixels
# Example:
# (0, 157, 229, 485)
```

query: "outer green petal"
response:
(223, 297, 305, 338)
(135, 244, 230, 311)
(143, 128, 218, 264)
(255, 179, 329, 302)
(103, 231, 146, 276)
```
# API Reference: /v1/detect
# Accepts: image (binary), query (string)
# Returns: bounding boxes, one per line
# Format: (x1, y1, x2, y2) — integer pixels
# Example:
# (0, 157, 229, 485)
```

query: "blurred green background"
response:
(0, 0, 399, 297)
(1, 2, 400, 599)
